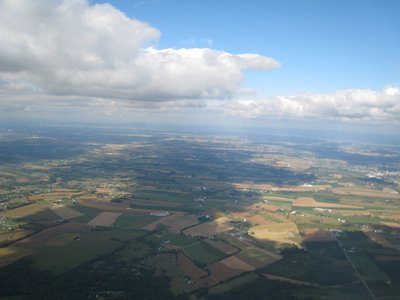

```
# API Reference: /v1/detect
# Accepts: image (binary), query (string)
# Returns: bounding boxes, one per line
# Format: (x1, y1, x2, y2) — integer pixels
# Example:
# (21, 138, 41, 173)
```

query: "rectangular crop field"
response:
(51, 205, 82, 219)
(205, 255, 255, 282)
(183, 240, 226, 266)
(87, 211, 121, 227)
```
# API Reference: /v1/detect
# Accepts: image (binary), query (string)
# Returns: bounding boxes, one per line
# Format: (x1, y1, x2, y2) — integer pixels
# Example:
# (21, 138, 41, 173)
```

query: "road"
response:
(335, 237, 376, 300)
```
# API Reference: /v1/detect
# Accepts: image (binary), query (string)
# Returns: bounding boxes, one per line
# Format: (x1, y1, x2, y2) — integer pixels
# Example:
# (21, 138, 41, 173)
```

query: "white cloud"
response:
(0, 0, 280, 104)
(225, 85, 400, 123)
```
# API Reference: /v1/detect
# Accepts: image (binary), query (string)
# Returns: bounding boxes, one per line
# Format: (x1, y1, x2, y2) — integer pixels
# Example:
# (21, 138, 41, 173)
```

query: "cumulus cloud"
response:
(0, 0, 280, 103)
(225, 85, 400, 123)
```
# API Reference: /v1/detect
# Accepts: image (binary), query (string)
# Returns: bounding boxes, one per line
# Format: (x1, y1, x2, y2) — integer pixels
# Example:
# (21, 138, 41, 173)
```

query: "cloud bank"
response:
(0, 0, 397, 126)
(0, 0, 279, 102)
(225, 85, 400, 123)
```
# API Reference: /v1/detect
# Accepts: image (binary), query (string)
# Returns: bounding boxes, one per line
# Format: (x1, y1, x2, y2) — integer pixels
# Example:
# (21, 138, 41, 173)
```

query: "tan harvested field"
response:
(52, 188, 78, 192)
(15, 177, 30, 183)
(269, 185, 331, 192)
(28, 191, 83, 201)
(262, 274, 315, 286)
(263, 196, 294, 202)
(22, 163, 51, 170)
(88, 212, 121, 227)
(301, 229, 334, 242)
(331, 209, 372, 216)
(205, 239, 238, 255)
(230, 212, 273, 226)
(79, 197, 129, 212)
(273, 159, 312, 171)
(332, 187, 400, 199)
(249, 202, 280, 212)
(142, 213, 194, 233)
(249, 220, 301, 245)
(0, 202, 52, 218)
(95, 187, 115, 194)
(0, 172, 16, 177)
(375, 255, 400, 262)
(340, 198, 399, 211)
(381, 221, 400, 228)
(382, 211, 400, 221)
(230, 182, 273, 190)
(95, 188, 129, 197)
(0, 246, 31, 267)
(51, 205, 82, 219)
(364, 231, 400, 251)
(15, 222, 86, 250)
(177, 253, 208, 280)
(206, 255, 255, 283)
(0, 229, 34, 244)
(133, 199, 183, 207)
(293, 197, 363, 209)
(184, 217, 233, 237)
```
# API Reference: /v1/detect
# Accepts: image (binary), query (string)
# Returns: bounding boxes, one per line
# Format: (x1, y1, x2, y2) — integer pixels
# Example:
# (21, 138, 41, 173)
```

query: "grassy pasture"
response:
(143, 213, 197, 233)
(332, 187, 400, 199)
(144, 253, 187, 294)
(31, 229, 139, 273)
(46, 232, 78, 246)
(205, 239, 238, 255)
(183, 240, 226, 266)
(221, 234, 281, 268)
(69, 205, 101, 223)
(113, 240, 152, 263)
(349, 253, 390, 282)
(135, 190, 189, 202)
(292, 197, 362, 209)
(161, 232, 199, 247)
(295, 281, 374, 300)
(208, 272, 259, 294)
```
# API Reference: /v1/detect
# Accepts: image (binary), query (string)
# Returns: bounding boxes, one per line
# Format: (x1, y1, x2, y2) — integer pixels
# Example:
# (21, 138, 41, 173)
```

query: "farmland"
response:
(0, 125, 399, 299)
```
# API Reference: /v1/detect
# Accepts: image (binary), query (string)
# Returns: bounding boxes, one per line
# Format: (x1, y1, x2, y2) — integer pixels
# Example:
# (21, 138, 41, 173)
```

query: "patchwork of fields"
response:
(0, 127, 399, 299)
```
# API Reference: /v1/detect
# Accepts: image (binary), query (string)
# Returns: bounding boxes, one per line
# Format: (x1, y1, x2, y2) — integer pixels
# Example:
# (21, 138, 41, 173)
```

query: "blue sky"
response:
(0, 0, 399, 131)
(93, 0, 400, 95)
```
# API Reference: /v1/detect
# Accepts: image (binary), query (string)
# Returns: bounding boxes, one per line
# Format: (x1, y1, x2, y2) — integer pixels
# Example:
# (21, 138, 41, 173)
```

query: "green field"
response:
(135, 190, 189, 202)
(113, 213, 160, 229)
(69, 205, 101, 223)
(160, 232, 200, 247)
(31, 229, 144, 273)
(113, 240, 152, 263)
(183, 240, 226, 266)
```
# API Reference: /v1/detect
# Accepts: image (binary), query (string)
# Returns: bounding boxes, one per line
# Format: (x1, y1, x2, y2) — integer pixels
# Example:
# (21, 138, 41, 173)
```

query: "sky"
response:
(0, 0, 399, 134)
